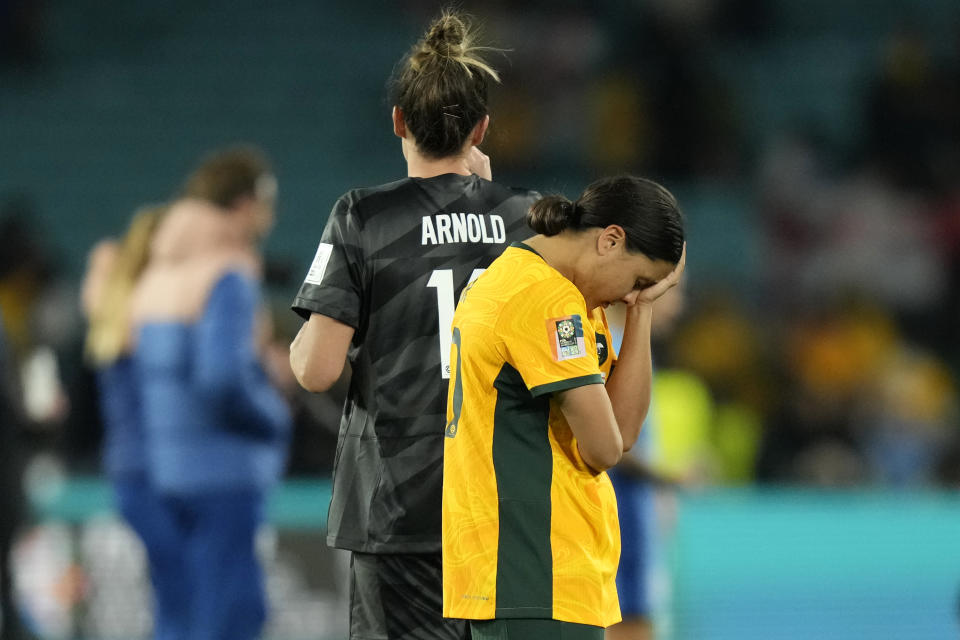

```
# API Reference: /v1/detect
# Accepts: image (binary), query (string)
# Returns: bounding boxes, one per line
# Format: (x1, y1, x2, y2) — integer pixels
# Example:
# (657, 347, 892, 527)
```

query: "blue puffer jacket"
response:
(131, 200, 291, 495)
(97, 356, 147, 480)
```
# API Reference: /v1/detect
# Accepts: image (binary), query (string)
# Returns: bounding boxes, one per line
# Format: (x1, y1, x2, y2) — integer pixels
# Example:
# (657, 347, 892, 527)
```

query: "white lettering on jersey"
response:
(451, 213, 468, 242)
(491, 215, 506, 243)
(436, 214, 453, 244)
(480, 217, 493, 242)
(421, 213, 508, 245)
(422, 216, 438, 245)
(467, 214, 481, 242)
(304, 242, 333, 285)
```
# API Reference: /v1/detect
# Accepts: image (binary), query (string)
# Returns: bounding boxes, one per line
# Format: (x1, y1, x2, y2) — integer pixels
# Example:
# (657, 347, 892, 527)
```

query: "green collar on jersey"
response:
(511, 241, 543, 258)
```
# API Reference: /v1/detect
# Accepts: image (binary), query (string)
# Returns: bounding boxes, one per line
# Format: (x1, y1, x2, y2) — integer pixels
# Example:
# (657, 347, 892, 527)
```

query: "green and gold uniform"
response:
(442, 242, 621, 629)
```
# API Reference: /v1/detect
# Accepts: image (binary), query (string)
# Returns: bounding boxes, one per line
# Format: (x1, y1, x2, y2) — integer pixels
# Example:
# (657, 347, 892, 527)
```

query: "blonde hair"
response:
(85, 206, 165, 365)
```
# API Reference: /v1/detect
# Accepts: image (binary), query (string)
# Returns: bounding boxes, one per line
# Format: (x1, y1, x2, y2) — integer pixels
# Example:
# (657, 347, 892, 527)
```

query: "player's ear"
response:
(470, 114, 489, 146)
(392, 106, 407, 138)
(597, 225, 626, 255)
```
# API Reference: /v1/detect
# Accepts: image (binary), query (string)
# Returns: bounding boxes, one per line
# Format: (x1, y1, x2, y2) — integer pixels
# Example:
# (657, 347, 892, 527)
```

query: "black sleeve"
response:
(291, 195, 365, 328)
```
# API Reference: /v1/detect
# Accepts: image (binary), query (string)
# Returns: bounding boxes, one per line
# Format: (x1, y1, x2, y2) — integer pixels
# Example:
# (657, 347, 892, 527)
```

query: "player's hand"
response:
(465, 146, 492, 181)
(632, 242, 686, 307)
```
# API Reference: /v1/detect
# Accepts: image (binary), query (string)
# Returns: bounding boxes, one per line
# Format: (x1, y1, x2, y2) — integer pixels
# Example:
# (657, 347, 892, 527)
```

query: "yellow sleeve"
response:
(495, 278, 603, 397)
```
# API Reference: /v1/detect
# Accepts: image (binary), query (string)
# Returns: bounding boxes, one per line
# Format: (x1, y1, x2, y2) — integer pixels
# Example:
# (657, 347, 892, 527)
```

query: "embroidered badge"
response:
(547, 314, 586, 361)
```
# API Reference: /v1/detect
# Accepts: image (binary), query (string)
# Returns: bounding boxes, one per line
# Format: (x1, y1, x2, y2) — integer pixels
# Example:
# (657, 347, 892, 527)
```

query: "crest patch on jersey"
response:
(547, 314, 586, 361)
(304, 242, 333, 285)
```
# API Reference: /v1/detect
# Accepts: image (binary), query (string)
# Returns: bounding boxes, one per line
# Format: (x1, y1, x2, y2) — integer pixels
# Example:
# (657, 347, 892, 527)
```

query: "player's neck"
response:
(525, 233, 598, 308)
(524, 235, 580, 281)
(405, 149, 472, 179)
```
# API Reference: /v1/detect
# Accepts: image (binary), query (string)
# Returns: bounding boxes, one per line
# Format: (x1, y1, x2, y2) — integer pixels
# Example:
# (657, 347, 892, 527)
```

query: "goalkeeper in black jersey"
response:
(290, 10, 539, 640)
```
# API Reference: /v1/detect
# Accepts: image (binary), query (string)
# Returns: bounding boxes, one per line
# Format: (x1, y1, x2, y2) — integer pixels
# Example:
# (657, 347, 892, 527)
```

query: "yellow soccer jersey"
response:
(442, 243, 621, 628)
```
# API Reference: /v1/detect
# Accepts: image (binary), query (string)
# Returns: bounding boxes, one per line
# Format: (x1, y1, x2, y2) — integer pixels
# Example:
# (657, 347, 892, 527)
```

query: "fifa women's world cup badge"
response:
(546, 314, 586, 361)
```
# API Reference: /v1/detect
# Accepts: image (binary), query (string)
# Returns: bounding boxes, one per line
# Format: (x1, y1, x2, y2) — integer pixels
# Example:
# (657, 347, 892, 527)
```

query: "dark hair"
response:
(527, 175, 684, 264)
(181, 145, 273, 209)
(389, 10, 500, 159)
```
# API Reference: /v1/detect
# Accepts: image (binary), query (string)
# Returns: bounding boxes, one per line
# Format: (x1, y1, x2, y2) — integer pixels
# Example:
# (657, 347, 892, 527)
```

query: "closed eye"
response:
(634, 278, 656, 290)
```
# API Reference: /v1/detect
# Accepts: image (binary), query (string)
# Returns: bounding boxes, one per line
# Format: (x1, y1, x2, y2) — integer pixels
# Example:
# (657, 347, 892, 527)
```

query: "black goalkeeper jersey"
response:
(292, 173, 540, 553)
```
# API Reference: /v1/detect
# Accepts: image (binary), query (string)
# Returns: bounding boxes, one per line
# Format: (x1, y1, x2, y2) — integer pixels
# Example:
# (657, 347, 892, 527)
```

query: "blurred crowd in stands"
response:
(1, 0, 959, 504)
(448, 0, 960, 488)
(2, 2, 960, 636)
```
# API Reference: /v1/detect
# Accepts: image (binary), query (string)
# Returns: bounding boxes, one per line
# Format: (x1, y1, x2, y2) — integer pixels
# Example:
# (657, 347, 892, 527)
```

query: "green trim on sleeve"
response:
(529, 374, 604, 397)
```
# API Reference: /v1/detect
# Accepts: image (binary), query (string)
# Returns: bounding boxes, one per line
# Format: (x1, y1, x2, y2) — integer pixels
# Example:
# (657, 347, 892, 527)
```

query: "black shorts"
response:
(349, 551, 469, 640)
(470, 619, 604, 640)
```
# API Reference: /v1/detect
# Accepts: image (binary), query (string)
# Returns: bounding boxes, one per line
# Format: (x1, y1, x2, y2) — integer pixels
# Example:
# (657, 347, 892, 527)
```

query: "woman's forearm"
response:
(604, 303, 654, 452)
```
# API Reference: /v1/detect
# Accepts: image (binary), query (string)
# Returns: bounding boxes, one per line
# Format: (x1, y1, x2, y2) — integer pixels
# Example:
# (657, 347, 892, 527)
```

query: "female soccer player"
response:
(288, 10, 540, 640)
(82, 206, 192, 640)
(132, 146, 291, 640)
(442, 175, 685, 640)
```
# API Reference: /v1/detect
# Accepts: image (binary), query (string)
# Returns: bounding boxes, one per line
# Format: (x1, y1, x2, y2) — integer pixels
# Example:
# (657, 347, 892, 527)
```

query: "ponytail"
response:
(526, 195, 581, 236)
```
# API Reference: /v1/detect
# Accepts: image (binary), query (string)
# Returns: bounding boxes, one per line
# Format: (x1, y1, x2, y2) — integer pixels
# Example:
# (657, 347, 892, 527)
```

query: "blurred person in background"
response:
(131, 146, 291, 640)
(288, 10, 541, 639)
(604, 282, 687, 640)
(667, 294, 765, 483)
(441, 176, 684, 639)
(80, 205, 192, 640)
(266, 304, 344, 476)
(0, 205, 70, 430)
(863, 23, 942, 192)
(0, 199, 68, 640)
(861, 344, 957, 485)
(0, 307, 33, 640)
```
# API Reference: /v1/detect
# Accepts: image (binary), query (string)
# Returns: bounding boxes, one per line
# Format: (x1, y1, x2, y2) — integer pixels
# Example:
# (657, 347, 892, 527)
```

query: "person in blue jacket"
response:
(130, 146, 291, 640)
(82, 205, 190, 640)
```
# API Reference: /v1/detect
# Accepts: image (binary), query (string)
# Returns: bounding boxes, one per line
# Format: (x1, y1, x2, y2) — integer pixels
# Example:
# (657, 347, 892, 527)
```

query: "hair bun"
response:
(527, 195, 576, 236)
(424, 13, 466, 58)
(406, 11, 500, 81)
